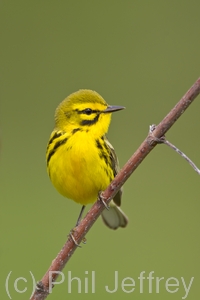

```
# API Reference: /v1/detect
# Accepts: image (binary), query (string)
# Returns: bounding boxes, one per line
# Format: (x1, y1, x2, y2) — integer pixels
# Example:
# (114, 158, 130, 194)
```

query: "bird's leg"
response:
(75, 205, 86, 226)
(98, 191, 109, 210)
(69, 205, 87, 247)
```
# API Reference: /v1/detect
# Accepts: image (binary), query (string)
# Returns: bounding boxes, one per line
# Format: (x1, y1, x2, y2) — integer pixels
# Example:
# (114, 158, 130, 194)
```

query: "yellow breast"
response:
(48, 131, 113, 205)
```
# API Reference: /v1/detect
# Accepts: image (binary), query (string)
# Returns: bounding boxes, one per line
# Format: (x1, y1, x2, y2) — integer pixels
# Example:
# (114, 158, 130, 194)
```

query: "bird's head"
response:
(55, 89, 124, 136)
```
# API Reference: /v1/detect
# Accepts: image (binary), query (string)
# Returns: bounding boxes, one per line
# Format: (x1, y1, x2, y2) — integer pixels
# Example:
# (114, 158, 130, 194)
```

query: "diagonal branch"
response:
(31, 78, 200, 300)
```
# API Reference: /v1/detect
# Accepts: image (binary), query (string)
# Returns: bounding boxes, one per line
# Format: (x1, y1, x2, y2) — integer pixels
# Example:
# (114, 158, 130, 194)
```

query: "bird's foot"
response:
(68, 228, 87, 247)
(98, 191, 109, 210)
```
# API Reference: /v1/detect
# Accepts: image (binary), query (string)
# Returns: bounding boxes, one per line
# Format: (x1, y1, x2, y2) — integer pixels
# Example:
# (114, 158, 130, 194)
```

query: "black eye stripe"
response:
(83, 108, 93, 115)
(76, 108, 99, 115)
(81, 114, 99, 126)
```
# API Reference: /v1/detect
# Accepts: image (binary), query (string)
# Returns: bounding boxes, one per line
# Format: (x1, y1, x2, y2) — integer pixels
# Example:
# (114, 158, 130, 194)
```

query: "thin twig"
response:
(30, 78, 200, 300)
(149, 124, 200, 174)
(163, 139, 200, 175)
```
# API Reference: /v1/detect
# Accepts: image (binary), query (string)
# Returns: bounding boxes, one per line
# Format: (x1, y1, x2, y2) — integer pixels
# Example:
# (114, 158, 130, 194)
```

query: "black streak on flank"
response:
(96, 139, 103, 151)
(100, 152, 109, 167)
(47, 137, 68, 164)
(47, 131, 63, 150)
(96, 139, 110, 167)
(72, 128, 81, 135)
(103, 166, 112, 182)
(81, 114, 99, 126)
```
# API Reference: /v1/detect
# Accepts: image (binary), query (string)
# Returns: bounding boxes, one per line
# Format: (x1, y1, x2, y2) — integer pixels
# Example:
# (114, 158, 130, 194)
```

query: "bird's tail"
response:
(101, 200, 128, 230)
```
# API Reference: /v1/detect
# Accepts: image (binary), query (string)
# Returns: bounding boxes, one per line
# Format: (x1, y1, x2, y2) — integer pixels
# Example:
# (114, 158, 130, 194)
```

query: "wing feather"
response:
(104, 137, 122, 207)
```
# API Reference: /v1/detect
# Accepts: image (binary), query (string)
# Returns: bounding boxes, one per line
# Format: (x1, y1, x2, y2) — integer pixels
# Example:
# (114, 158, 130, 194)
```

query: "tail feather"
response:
(101, 200, 128, 230)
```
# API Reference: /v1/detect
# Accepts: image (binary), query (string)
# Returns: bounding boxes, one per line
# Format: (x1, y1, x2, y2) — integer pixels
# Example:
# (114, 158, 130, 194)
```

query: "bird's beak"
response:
(102, 105, 125, 113)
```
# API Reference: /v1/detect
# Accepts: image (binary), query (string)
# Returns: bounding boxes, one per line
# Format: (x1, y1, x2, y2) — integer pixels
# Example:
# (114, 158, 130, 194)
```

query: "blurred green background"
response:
(1, 1, 200, 299)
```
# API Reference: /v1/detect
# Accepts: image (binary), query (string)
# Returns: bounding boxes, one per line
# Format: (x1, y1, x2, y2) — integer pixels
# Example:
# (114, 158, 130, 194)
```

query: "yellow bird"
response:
(46, 89, 128, 229)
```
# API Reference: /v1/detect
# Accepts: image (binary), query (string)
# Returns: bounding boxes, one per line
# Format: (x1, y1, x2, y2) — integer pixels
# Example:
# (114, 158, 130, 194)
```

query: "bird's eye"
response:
(83, 108, 93, 115)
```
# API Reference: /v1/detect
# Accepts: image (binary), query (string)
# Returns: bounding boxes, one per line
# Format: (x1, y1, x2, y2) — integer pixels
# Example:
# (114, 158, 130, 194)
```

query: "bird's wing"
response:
(104, 137, 122, 207)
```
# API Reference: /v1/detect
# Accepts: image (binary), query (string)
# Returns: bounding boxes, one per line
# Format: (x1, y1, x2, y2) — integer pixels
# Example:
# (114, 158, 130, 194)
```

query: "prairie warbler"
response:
(46, 90, 128, 229)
